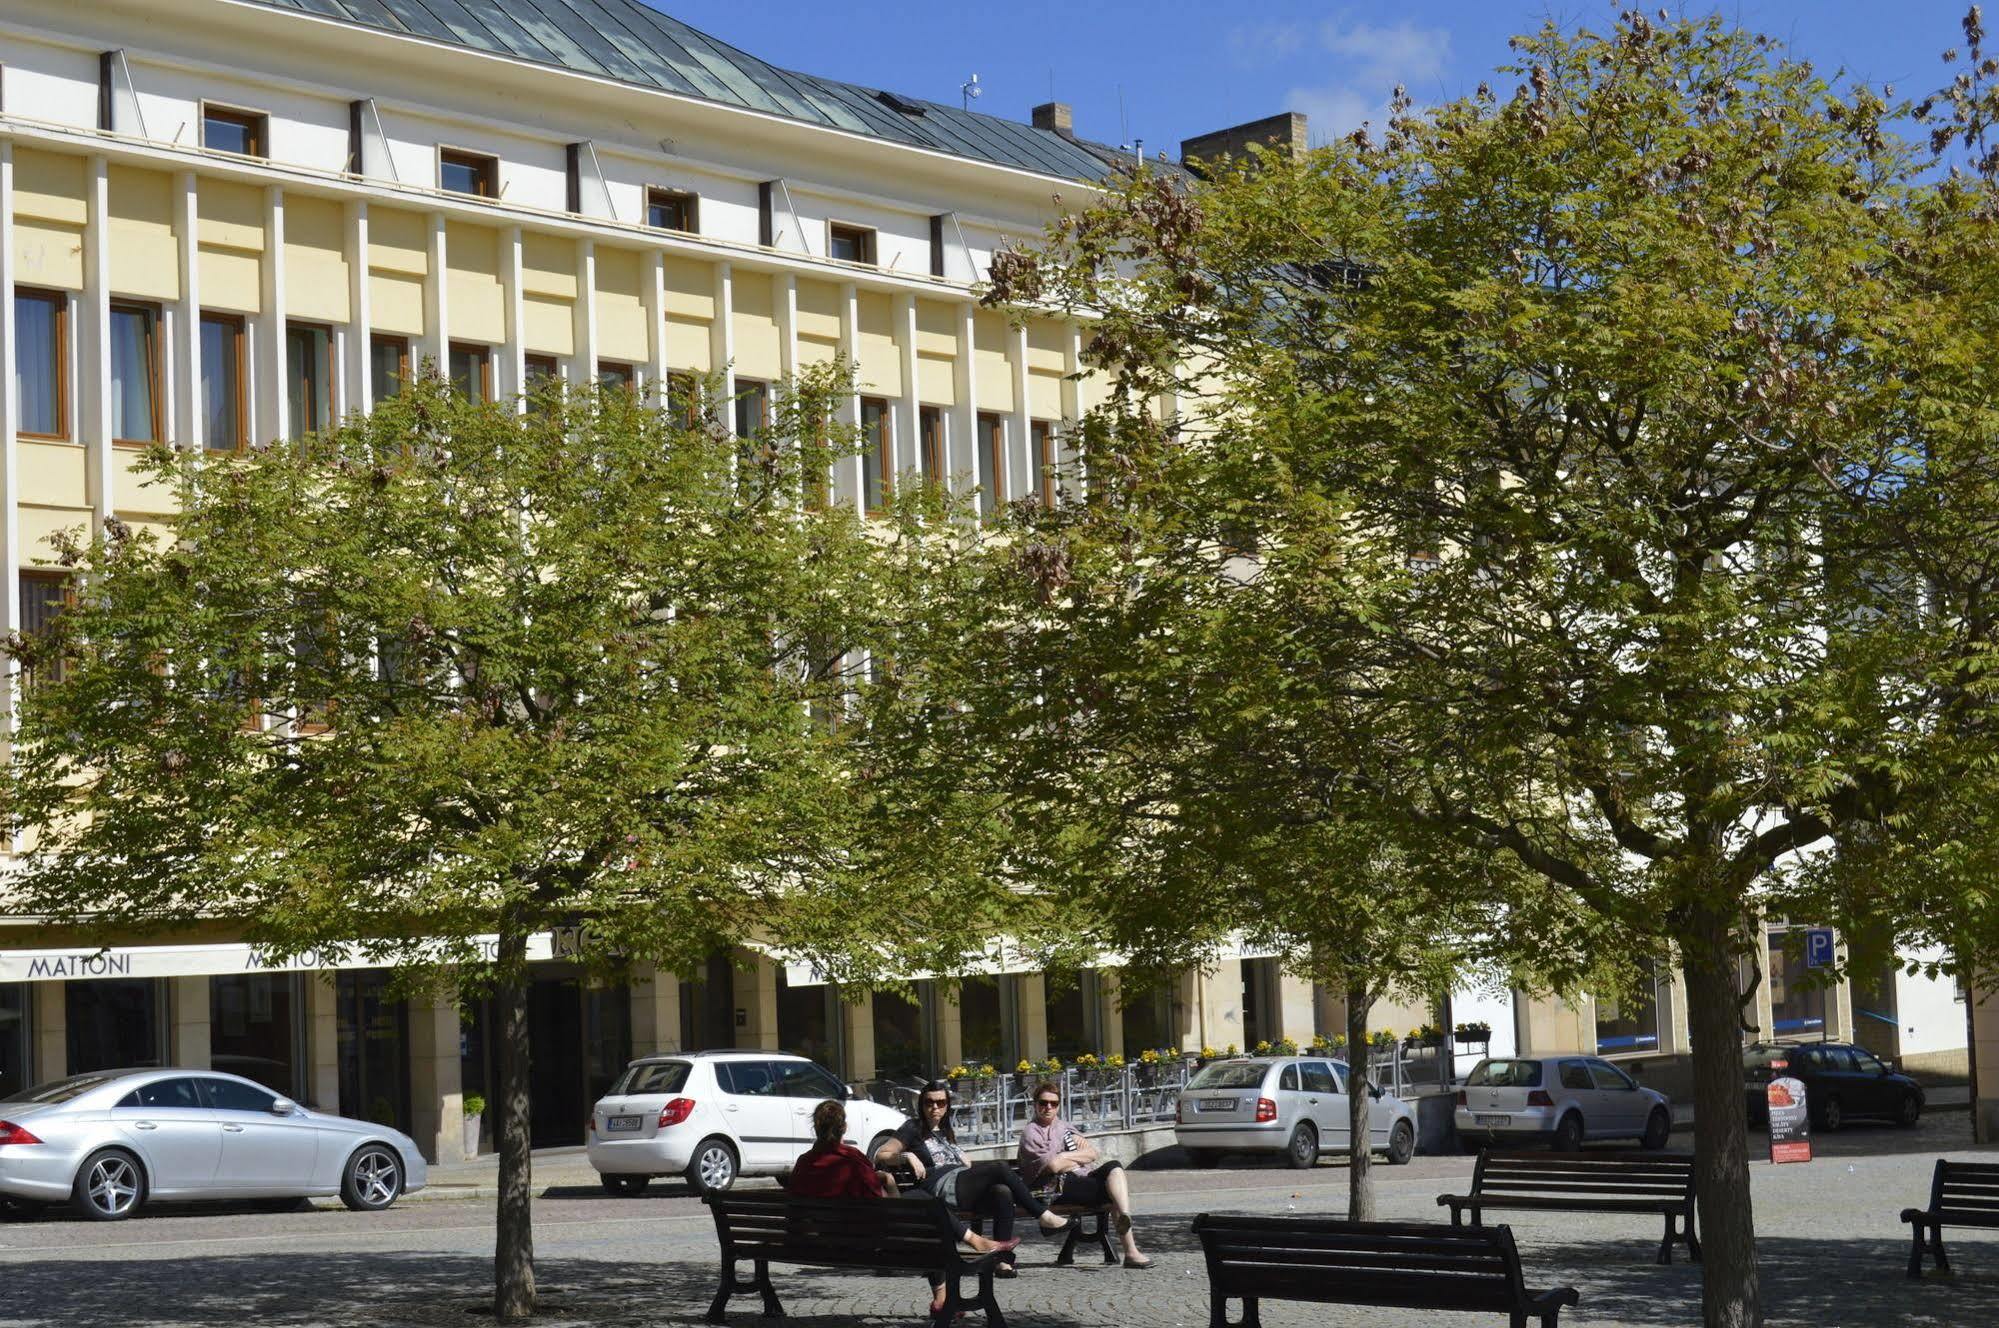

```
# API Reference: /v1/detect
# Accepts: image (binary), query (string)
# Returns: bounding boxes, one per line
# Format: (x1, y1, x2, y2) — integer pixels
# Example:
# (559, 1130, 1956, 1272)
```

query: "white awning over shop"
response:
(0, 932, 569, 983)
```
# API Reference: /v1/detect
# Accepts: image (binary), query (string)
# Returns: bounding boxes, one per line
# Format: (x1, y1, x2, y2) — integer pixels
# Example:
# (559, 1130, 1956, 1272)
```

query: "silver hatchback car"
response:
(1454, 1055, 1673, 1151)
(0, 1069, 428, 1220)
(1174, 1056, 1419, 1168)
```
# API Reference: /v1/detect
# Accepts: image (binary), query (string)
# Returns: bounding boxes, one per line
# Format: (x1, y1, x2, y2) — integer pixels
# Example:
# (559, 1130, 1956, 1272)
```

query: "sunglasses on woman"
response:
(922, 1096, 951, 1110)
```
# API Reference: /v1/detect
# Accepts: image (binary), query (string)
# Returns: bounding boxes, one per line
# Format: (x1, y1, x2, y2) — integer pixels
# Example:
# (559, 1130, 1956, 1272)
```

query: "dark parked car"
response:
(1743, 1041, 1923, 1131)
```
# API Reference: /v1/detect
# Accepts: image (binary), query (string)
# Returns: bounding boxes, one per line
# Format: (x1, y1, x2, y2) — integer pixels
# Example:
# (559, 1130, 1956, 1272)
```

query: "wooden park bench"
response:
(1192, 1214, 1579, 1328)
(1901, 1159, 1999, 1277)
(703, 1191, 1007, 1327)
(958, 1164, 1120, 1267)
(1437, 1150, 1699, 1265)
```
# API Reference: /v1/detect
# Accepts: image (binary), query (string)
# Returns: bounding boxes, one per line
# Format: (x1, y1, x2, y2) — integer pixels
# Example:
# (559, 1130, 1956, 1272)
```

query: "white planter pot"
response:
(463, 1115, 483, 1158)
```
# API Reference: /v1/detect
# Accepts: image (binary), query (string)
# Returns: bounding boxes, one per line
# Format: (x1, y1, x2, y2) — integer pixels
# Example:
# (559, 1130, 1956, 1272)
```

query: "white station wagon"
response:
(586, 1050, 908, 1196)
(1174, 1056, 1419, 1168)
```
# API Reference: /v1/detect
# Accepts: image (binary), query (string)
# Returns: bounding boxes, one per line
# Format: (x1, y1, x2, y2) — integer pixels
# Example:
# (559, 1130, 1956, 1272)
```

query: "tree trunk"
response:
(494, 920, 536, 1323)
(1345, 981, 1375, 1221)
(1683, 912, 1761, 1328)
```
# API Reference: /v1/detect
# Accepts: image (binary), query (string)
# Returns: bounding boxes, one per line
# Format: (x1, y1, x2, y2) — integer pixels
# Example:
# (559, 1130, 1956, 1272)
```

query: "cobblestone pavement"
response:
(2, 1115, 1995, 1327)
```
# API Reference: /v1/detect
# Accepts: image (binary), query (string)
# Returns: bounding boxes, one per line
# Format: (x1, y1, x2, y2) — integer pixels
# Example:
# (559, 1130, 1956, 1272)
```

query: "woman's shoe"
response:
(994, 1263, 1018, 1279)
(991, 1237, 1022, 1254)
(1037, 1211, 1071, 1232)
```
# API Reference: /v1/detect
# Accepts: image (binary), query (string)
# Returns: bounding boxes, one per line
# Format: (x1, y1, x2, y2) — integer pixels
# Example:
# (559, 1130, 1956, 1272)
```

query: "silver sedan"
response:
(0, 1068, 428, 1220)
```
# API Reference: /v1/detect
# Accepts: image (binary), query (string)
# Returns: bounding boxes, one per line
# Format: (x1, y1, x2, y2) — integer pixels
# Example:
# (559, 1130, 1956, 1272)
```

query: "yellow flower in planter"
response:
(1016, 1059, 1034, 1075)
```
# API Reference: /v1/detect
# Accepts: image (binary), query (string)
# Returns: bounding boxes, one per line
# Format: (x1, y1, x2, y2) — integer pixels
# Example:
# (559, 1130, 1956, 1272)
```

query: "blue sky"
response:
(650, 2, 1985, 155)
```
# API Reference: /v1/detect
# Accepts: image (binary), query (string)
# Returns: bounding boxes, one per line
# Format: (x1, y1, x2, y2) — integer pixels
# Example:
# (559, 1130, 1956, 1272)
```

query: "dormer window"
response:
(439, 148, 498, 198)
(202, 104, 267, 159)
(828, 223, 876, 266)
(647, 188, 698, 234)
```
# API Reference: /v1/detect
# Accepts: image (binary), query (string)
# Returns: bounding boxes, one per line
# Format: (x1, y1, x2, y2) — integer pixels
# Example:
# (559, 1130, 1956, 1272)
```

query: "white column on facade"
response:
(84, 155, 112, 533)
(1010, 322, 1032, 503)
(500, 226, 525, 409)
(775, 272, 798, 381)
(345, 202, 371, 416)
(174, 171, 202, 451)
(262, 186, 289, 444)
(894, 293, 919, 479)
(837, 281, 862, 506)
(710, 262, 735, 422)
(1061, 323, 1085, 499)
(0, 143, 18, 748)
(573, 238, 598, 387)
(423, 212, 448, 378)
(644, 250, 668, 397)
(952, 301, 978, 498)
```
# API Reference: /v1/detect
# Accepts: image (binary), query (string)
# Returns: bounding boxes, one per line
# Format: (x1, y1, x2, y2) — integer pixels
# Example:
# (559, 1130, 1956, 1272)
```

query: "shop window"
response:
(1597, 962, 1668, 1055)
(15, 288, 67, 440)
(584, 984, 632, 1109)
(828, 222, 877, 266)
(0, 984, 27, 1099)
(439, 147, 498, 198)
(860, 397, 891, 512)
(647, 187, 698, 234)
(1768, 930, 1828, 1037)
(65, 978, 164, 1074)
(287, 322, 334, 440)
(209, 973, 303, 1098)
(202, 104, 267, 159)
(1044, 972, 1100, 1061)
(956, 975, 1011, 1069)
(450, 343, 492, 404)
(678, 950, 737, 1052)
(776, 970, 842, 1072)
(977, 412, 1006, 517)
(370, 335, 410, 403)
(336, 971, 411, 1134)
(201, 312, 245, 451)
(109, 301, 161, 444)
(920, 405, 945, 488)
(1120, 982, 1175, 1056)
(871, 983, 933, 1081)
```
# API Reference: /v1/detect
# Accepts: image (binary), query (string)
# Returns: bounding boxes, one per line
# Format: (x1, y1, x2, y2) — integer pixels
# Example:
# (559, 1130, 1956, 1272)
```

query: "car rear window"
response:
(1188, 1061, 1269, 1090)
(1466, 1060, 1542, 1088)
(612, 1061, 692, 1096)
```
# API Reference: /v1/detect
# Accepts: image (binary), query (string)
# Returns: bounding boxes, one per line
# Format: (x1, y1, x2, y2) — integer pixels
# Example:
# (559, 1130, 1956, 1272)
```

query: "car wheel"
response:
(72, 1150, 145, 1221)
(1386, 1120, 1416, 1165)
(1897, 1093, 1923, 1128)
(686, 1137, 739, 1196)
(1641, 1108, 1672, 1151)
(1183, 1148, 1219, 1168)
(1285, 1121, 1318, 1170)
(1552, 1112, 1585, 1152)
(600, 1174, 650, 1197)
(1818, 1095, 1844, 1132)
(340, 1143, 405, 1212)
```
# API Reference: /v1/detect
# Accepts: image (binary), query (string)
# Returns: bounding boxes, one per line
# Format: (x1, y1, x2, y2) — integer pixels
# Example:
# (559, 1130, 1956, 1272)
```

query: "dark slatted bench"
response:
(1193, 1214, 1579, 1328)
(957, 1164, 1119, 1266)
(1437, 1150, 1699, 1265)
(703, 1191, 1007, 1327)
(1901, 1159, 1999, 1277)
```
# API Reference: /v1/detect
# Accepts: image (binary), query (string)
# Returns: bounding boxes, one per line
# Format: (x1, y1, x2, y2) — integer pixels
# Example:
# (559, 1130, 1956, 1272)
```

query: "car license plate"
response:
(1198, 1097, 1237, 1113)
(1474, 1114, 1511, 1127)
(606, 1115, 643, 1132)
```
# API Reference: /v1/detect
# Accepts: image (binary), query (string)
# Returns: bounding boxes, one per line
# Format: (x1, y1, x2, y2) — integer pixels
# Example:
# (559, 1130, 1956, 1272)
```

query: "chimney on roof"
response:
(1032, 101, 1074, 137)
(1179, 111, 1309, 173)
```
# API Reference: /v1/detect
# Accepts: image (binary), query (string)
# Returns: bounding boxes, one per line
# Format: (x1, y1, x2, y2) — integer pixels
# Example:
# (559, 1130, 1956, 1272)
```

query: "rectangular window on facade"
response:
(667, 371, 700, 427)
(597, 361, 635, 392)
(439, 148, 498, 198)
(1032, 420, 1058, 509)
(108, 301, 161, 444)
(828, 222, 877, 265)
(1595, 961, 1667, 1055)
(286, 323, 333, 439)
(647, 187, 698, 233)
(920, 405, 945, 488)
(200, 312, 245, 451)
(370, 335, 410, 403)
(450, 343, 492, 403)
(732, 379, 768, 440)
(201, 104, 267, 158)
(15, 288, 66, 440)
(523, 353, 560, 408)
(977, 412, 1006, 516)
(861, 397, 891, 512)
(19, 570, 72, 688)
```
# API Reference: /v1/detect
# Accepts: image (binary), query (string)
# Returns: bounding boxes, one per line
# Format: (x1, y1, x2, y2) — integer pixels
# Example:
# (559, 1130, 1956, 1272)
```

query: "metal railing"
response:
(862, 1064, 1194, 1147)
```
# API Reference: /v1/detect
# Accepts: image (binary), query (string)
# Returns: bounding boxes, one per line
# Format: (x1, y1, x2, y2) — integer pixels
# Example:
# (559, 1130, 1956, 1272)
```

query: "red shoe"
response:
(991, 1237, 1021, 1254)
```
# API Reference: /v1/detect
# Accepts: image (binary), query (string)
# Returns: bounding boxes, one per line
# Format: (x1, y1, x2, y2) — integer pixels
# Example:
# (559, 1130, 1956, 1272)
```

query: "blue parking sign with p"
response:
(1804, 928, 1836, 969)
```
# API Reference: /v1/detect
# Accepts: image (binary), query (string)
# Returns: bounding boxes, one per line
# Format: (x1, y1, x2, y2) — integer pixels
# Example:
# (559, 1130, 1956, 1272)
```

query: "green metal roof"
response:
(244, 0, 1126, 182)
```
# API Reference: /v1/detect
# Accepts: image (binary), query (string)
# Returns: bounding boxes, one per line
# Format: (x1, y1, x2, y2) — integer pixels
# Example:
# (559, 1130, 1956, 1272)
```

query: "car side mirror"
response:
(848, 1083, 866, 1101)
(1368, 1084, 1383, 1099)
(270, 1097, 297, 1117)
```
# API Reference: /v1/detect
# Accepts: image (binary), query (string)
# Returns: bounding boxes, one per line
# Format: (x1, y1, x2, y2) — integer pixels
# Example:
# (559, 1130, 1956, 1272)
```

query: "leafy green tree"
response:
(983, 14, 1999, 1326)
(3, 368, 959, 1320)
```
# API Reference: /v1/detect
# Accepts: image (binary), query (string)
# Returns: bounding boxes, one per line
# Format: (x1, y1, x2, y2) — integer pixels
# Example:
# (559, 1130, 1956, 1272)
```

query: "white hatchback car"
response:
(585, 1050, 908, 1196)
(1454, 1056, 1673, 1151)
(1173, 1056, 1419, 1168)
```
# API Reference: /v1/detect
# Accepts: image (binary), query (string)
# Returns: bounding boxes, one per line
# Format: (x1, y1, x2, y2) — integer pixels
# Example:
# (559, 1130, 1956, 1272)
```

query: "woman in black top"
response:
(874, 1080, 1070, 1274)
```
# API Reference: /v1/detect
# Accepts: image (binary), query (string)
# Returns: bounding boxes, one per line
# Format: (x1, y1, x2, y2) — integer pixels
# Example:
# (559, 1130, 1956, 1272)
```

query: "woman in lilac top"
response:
(1016, 1083, 1152, 1268)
